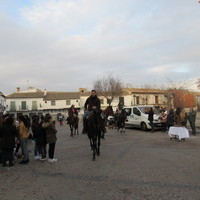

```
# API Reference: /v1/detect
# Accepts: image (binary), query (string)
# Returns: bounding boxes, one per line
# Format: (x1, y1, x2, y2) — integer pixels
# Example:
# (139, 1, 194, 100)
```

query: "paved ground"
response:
(0, 123, 200, 200)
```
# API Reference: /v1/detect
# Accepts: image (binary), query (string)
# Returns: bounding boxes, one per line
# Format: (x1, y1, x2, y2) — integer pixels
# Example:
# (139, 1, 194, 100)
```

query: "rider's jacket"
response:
(84, 95, 101, 111)
(68, 108, 78, 117)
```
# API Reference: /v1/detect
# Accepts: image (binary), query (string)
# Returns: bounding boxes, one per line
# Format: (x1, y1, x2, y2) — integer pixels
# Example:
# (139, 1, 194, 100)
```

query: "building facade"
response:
(0, 92, 6, 114)
(7, 87, 199, 118)
(80, 88, 168, 112)
(6, 87, 80, 118)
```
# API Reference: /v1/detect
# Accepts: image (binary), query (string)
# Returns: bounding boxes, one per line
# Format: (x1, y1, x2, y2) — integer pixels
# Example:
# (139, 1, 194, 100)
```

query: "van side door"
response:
(132, 107, 141, 127)
(124, 108, 134, 126)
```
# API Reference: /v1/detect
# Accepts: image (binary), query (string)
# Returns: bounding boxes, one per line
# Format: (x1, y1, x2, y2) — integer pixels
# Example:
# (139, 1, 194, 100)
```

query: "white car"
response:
(124, 106, 162, 131)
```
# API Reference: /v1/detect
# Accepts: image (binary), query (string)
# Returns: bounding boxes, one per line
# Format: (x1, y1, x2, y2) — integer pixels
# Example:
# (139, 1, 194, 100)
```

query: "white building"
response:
(6, 87, 44, 118)
(6, 87, 170, 118)
(122, 88, 168, 109)
(0, 92, 6, 114)
(80, 88, 168, 112)
(6, 87, 80, 118)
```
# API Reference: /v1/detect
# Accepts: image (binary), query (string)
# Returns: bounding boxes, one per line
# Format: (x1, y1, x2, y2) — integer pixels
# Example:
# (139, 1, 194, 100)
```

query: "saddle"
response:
(86, 109, 102, 120)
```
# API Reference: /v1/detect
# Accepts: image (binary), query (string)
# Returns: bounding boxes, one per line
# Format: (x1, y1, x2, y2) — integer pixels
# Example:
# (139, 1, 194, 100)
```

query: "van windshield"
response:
(138, 107, 158, 114)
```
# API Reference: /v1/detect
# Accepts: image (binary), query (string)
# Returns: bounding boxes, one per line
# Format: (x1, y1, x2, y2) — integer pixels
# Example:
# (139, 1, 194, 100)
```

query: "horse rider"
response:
(82, 90, 101, 134)
(67, 105, 78, 123)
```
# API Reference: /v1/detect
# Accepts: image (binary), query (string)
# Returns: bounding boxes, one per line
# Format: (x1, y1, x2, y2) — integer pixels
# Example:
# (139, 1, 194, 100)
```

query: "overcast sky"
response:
(0, 0, 200, 94)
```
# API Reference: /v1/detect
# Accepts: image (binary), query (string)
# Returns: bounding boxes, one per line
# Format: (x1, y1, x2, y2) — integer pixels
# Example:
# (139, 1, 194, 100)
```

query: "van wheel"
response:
(141, 122, 147, 131)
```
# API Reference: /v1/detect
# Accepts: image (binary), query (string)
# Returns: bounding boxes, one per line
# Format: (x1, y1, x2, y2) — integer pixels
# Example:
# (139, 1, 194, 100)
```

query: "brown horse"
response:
(101, 106, 114, 138)
(102, 106, 114, 118)
(86, 106, 114, 161)
(86, 109, 102, 161)
(67, 114, 79, 137)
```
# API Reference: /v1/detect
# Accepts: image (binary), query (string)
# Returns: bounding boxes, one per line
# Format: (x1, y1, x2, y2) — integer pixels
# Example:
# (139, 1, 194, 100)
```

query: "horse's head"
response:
(103, 106, 114, 116)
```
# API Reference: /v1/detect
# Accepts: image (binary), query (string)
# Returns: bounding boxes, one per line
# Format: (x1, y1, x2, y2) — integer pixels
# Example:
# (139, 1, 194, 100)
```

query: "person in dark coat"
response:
(0, 115, 4, 163)
(38, 116, 47, 160)
(82, 90, 101, 134)
(167, 109, 175, 129)
(42, 115, 57, 162)
(148, 107, 155, 132)
(0, 116, 17, 167)
(84, 90, 101, 111)
(31, 115, 42, 160)
(67, 105, 78, 124)
(188, 108, 197, 135)
(68, 105, 78, 117)
(174, 107, 182, 126)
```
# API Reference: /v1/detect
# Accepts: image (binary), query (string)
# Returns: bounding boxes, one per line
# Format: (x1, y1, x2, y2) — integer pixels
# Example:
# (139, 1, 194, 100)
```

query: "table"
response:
(168, 126, 190, 141)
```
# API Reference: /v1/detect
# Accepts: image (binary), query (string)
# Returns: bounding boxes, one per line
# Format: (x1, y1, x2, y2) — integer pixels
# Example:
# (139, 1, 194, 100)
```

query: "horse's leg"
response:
(75, 124, 79, 135)
(123, 127, 125, 133)
(92, 137, 97, 161)
(101, 119, 105, 139)
(70, 125, 73, 137)
(89, 138, 93, 151)
(77, 126, 79, 135)
(120, 126, 122, 133)
(97, 134, 101, 156)
(73, 125, 76, 135)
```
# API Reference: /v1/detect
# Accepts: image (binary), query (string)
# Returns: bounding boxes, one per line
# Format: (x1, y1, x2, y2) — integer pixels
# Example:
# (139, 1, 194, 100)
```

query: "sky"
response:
(0, 0, 200, 94)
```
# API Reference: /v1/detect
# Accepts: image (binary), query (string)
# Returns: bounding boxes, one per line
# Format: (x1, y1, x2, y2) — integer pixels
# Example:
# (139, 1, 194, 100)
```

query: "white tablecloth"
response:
(168, 126, 189, 140)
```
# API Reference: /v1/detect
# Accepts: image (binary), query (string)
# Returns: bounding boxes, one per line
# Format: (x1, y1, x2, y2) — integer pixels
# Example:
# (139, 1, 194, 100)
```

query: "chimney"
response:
(44, 89, 47, 96)
(79, 88, 87, 93)
(16, 87, 20, 92)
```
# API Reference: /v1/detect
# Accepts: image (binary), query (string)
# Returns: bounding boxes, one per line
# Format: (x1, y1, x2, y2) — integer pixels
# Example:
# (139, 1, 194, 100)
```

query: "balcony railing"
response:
(31, 106, 38, 111)
(10, 106, 16, 112)
(19, 106, 29, 111)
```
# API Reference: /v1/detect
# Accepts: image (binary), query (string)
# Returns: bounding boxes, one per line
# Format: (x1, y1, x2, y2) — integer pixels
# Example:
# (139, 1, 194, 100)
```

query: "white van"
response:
(124, 106, 162, 131)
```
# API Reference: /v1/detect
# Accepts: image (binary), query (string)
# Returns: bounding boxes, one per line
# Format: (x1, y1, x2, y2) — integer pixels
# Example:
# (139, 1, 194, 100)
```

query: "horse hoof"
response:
(92, 158, 96, 161)
(97, 153, 100, 156)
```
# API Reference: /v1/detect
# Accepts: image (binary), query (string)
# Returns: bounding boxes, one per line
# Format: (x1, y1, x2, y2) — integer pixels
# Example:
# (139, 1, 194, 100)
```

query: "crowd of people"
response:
(0, 93, 198, 168)
(156, 107, 197, 134)
(0, 113, 58, 167)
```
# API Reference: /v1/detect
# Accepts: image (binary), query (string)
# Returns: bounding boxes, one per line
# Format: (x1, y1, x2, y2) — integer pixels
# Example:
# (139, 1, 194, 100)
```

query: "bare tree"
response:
(139, 78, 196, 109)
(93, 75, 123, 106)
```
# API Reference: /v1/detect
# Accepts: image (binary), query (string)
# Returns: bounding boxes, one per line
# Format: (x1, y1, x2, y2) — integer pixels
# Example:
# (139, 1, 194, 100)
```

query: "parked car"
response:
(124, 106, 162, 131)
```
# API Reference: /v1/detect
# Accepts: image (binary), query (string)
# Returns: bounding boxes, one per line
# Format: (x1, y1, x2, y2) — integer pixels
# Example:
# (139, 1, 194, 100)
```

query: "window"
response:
(21, 101, 26, 110)
(133, 108, 141, 116)
(155, 96, 159, 104)
(124, 108, 131, 116)
(32, 101, 37, 110)
(100, 99, 104, 105)
(107, 99, 111, 105)
(51, 101, 56, 106)
(66, 99, 71, 105)
(136, 96, 140, 104)
(10, 101, 16, 111)
(119, 97, 124, 106)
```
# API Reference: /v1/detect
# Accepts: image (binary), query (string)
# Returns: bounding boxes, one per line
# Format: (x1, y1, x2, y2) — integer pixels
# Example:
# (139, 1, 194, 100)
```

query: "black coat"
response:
(37, 123, 47, 145)
(84, 95, 101, 111)
(31, 122, 40, 139)
(148, 109, 154, 122)
(0, 124, 17, 150)
(167, 113, 175, 126)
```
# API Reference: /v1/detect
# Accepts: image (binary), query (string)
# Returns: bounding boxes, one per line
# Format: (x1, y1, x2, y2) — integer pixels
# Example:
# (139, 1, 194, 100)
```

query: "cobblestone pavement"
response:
(1, 123, 200, 200)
